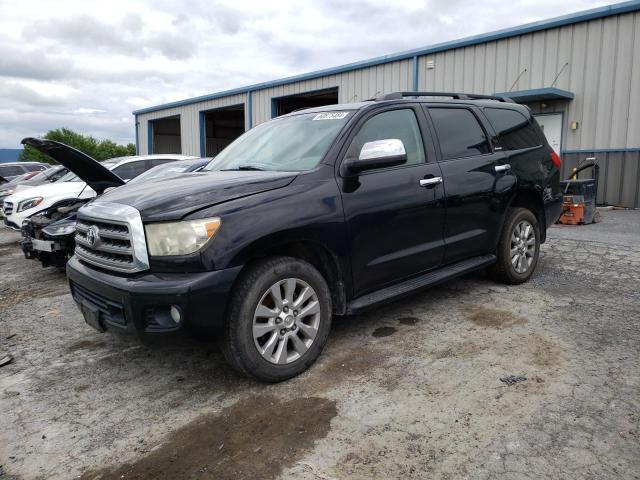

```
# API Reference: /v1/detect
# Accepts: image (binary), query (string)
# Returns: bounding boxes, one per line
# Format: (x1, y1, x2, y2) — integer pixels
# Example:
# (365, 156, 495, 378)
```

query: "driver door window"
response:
(345, 109, 426, 166)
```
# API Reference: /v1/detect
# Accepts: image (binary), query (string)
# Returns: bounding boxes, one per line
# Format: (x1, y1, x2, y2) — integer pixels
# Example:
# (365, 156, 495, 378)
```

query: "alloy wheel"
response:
(510, 220, 536, 274)
(252, 278, 321, 365)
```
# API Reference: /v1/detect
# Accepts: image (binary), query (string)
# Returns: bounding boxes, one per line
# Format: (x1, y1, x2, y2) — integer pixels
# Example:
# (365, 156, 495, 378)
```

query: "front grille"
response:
(75, 218, 135, 271)
(74, 203, 149, 273)
(3, 201, 13, 216)
(71, 282, 126, 326)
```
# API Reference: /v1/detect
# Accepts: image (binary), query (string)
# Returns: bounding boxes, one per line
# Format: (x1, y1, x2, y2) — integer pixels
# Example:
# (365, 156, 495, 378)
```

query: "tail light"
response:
(550, 151, 561, 169)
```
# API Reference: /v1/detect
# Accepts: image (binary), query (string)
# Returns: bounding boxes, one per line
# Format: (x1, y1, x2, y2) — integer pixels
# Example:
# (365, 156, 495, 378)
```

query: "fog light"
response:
(170, 305, 182, 324)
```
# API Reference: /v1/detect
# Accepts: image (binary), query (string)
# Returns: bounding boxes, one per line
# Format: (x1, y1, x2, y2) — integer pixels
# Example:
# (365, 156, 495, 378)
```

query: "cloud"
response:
(0, 44, 75, 80)
(0, 0, 610, 148)
(23, 13, 197, 60)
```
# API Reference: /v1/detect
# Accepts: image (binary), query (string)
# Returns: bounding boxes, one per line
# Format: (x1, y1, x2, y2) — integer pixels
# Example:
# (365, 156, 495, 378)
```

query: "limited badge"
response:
(312, 112, 349, 120)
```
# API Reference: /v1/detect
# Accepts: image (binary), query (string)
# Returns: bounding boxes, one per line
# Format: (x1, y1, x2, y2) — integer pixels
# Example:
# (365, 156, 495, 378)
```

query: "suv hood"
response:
(21, 138, 124, 194)
(95, 170, 297, 221)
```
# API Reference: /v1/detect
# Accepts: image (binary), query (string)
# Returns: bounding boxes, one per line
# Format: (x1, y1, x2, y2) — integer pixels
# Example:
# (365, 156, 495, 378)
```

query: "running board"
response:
(346, 254, 496, 314)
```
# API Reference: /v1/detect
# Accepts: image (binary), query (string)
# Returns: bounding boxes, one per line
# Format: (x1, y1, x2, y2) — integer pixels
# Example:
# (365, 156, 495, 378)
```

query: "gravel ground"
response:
(0, 210, 639, 480)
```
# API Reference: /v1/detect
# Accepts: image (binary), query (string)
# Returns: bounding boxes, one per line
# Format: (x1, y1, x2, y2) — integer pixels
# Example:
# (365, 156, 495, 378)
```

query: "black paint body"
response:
(67, 98, 562, 337)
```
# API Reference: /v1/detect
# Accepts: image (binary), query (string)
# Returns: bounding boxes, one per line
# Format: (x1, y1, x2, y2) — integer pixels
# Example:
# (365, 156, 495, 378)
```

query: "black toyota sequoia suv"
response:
(64, 92, 563, 382)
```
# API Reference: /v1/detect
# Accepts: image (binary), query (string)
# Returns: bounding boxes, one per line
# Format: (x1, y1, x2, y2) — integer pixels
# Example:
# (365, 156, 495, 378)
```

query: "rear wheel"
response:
(489, 208, 540, 284)
(222, 257, 332, 382)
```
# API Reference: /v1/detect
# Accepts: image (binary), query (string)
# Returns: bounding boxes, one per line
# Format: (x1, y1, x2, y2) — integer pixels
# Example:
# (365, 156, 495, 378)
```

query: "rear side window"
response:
(346, 109, 425, 166)
(429, 108, 491, 159)
(484, 108, 542, 150)
(112, 161, 149, 181)
(23, 164, 46, 172)
(149, 158, 177, 168)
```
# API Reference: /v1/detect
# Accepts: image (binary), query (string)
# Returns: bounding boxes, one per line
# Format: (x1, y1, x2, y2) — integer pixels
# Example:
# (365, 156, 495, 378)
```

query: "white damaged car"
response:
(2, 138, 194, 229)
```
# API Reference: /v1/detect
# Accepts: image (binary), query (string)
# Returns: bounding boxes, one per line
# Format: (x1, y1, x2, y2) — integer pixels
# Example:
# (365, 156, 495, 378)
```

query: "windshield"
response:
(203, 111, 352, 172)
(26, 169, 55, 182)
(128, 163, 191, 185)
(58, 162, 115, 182)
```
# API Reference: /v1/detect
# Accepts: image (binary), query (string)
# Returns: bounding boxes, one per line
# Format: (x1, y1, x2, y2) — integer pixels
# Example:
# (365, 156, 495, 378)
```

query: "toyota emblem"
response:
(86, 225, 100, 248)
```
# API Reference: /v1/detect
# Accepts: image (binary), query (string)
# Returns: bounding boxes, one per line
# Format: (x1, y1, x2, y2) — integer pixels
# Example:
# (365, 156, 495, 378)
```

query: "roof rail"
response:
(374, 91, 515, 103)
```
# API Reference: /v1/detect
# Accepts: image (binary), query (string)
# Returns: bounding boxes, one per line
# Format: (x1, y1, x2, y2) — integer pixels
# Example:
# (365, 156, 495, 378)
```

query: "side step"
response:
(346, 254, 496, 314)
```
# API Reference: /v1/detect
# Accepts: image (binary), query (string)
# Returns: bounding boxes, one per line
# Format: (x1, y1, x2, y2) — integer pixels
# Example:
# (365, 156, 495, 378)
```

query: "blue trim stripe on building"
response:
(147, 120, 153, 154)
(246, 91, 253, 130)
(134, 115, 139, 155)
(132, 1, 640, 116)
(494, 87, 575, 102)
(199, 111, 206, 156)
(562, 147, 640, 154)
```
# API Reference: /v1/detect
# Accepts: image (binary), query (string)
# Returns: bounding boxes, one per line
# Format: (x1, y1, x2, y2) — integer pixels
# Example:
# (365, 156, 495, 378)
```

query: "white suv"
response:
(3, 154, 195, 229)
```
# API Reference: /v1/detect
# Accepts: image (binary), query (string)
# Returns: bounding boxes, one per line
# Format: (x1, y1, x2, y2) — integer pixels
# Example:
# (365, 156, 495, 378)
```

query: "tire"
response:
(222, 256, 332, 382)
(488, 207, 540, 284)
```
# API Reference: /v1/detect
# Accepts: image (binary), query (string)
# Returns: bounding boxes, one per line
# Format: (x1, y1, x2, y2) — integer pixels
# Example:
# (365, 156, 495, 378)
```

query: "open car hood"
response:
(21, 138, 125, 194)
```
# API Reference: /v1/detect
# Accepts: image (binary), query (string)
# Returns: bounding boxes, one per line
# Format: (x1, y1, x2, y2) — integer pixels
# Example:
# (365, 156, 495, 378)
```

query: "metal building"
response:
(133, 1, 640, 207)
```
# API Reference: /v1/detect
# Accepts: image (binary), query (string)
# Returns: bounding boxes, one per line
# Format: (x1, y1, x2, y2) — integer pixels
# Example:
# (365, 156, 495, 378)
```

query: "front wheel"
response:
(222, 256, 332, 382)
(489, 207, 540, 284)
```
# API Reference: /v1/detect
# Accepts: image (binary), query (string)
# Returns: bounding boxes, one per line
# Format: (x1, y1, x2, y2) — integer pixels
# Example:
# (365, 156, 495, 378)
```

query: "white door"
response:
(534, 113, 562, 154)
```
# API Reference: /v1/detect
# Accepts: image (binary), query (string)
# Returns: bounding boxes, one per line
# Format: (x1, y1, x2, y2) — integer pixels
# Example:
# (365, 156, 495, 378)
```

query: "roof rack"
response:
(373, 91, 515, 103)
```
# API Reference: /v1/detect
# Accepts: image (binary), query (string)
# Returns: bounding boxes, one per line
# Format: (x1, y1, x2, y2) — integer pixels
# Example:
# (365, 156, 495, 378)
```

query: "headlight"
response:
(145, 217, 221, 256)
(16, 197, 43, 212)
(42, 222, 77, 237)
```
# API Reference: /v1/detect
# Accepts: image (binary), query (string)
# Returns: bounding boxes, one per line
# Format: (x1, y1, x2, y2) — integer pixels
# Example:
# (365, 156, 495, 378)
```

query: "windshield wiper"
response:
(221, 164, 266, 171)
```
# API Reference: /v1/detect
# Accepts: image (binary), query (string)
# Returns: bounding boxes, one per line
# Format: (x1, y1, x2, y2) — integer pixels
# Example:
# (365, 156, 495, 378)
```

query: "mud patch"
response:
(529, 333, 563, 367)
(81, 395, 337, 480)
(398, 317, 419, 325)
(465, 306, 527, 328)
(432, 339, 486, 359)
(67, 340, 107, 353)
(372, 326, 397, 338)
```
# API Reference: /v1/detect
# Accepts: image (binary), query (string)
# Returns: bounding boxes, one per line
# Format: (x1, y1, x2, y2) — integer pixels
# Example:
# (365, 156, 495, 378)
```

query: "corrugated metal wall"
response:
(251, 59, 413, 125)
(135, 10, 640, 206)
(419, 10, 640, 151)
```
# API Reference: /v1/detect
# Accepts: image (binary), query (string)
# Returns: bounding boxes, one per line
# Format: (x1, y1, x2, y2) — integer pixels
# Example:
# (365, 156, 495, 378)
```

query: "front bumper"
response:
(66, 256, 242, 339)
(4, 210, 32, 230)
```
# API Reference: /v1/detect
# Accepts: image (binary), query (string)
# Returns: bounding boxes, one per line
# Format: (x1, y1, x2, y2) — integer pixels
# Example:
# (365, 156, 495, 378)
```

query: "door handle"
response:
(419, 177, 442, 187)
(495, 164, 511, 173)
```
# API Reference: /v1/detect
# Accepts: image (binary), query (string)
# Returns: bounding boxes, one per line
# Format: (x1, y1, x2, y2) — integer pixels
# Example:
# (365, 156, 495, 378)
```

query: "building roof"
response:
(133, 0, 640, 116)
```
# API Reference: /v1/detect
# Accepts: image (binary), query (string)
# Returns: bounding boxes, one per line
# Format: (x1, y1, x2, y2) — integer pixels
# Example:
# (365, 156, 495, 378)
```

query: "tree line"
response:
(20, 128, 136, 163)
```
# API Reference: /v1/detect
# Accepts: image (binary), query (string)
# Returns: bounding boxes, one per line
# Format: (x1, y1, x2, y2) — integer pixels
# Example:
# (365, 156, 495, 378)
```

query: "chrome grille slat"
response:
(75, 234, 133, 255)
(74, 202, 149, 273)
(3, 201, 13, 216)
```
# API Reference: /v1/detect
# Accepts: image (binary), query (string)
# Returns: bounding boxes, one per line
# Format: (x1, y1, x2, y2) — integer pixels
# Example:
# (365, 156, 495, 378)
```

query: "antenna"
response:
(508, 68, 528, 92)
(550, 62, 569, 88)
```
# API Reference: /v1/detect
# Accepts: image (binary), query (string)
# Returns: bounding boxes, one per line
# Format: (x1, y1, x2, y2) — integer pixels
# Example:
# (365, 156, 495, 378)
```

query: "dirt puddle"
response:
(81, 395, 337, 480)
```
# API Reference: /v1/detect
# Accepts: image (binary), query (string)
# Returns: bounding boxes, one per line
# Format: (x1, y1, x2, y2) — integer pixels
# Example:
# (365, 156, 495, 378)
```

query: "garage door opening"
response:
(150, 115, 181, 154)
(272, 88, 339, 117)
(202, 105, 245, 157)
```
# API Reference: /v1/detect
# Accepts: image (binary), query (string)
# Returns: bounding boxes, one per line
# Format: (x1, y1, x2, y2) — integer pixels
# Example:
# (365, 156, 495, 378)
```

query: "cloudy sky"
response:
(0, 0, 610, 148)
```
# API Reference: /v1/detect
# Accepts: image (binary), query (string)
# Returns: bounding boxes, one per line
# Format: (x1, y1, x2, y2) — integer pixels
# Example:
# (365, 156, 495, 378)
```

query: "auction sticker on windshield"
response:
(313, 112, 349, 120)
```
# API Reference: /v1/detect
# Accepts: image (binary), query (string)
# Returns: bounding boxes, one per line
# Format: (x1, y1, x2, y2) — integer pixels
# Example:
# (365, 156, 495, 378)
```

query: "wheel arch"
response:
(503, 187, 547, 243)
(229, 235, 348, 315)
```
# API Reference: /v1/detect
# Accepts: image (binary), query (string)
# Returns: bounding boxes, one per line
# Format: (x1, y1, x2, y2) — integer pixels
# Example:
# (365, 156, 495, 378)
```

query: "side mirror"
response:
(345, 139, 407, 173)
